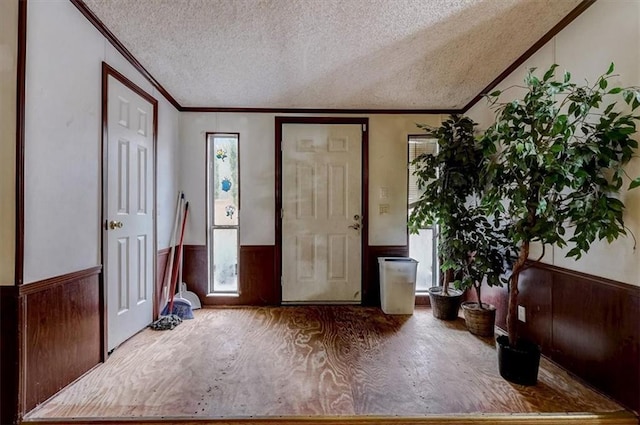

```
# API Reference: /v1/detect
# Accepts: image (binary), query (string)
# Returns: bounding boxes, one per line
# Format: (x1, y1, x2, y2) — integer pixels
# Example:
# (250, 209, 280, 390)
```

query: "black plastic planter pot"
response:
(496, 335, 541, 386)
(427, 287, 463, 320)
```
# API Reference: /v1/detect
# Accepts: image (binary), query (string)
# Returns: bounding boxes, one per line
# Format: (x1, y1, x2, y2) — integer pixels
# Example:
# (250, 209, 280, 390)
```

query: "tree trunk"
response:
(475, 283, 483, 309)
(443, 269, 453, 295)
(507, 241, 529, 346)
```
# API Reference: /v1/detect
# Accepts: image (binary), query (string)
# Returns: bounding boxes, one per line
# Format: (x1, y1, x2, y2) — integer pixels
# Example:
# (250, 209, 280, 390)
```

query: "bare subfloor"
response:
(25, 307, 635, 424)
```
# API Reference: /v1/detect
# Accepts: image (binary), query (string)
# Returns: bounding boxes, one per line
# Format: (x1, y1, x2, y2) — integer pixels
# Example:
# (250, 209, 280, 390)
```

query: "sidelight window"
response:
(408, 135, 438, 292)
(206, 133, 240, 295)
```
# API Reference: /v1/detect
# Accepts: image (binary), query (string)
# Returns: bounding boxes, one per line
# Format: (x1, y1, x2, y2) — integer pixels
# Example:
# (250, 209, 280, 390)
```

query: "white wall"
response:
(179, 113, 441, 247)
(0, 0, 18, 286)
(179, 113, 274, 246)
(23, 0, 180, 284)
(368, 115, 442, 245)
(467, 0, 640, 287)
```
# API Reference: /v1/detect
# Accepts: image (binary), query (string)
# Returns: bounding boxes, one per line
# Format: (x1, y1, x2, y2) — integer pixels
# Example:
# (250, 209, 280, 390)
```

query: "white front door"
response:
(106, 75, 154, 351)
(282, 124, 362, 302)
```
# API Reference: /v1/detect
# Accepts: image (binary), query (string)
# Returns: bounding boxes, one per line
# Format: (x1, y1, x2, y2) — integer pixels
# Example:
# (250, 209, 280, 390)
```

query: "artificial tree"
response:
(482, 64, 640, 376)
(454, 206, 513, 336)
(409, 114, 488, 319)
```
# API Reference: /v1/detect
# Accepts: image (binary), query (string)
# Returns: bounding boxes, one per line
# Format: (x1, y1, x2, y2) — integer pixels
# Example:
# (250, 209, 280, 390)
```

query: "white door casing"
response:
(106, 74, 155, 351)
(282, 124, 362, 302)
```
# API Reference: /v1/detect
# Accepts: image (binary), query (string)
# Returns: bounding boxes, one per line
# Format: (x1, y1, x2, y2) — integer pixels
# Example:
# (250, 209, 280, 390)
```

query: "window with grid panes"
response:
(207, 133, 240, 295)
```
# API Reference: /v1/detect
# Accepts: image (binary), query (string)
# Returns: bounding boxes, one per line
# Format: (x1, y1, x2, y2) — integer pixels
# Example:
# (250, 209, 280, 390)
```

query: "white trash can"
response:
(378, 257, 419, 315)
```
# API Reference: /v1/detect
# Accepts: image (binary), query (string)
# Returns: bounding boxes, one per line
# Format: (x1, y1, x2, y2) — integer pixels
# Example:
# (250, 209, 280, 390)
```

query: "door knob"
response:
(348, 223, 360, 230)
(109, 220, 123, 229)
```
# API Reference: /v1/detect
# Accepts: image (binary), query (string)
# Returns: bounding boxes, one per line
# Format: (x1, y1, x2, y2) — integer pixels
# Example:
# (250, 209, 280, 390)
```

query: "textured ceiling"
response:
(83, 0, 583, 110)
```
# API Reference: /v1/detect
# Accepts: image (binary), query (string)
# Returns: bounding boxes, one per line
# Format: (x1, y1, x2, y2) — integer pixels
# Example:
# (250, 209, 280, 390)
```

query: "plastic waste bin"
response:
(378, 257, 419, 314)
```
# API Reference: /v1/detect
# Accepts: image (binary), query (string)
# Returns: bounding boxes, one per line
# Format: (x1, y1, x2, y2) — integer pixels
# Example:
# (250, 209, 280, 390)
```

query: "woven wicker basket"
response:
(461, 302, 496, 337)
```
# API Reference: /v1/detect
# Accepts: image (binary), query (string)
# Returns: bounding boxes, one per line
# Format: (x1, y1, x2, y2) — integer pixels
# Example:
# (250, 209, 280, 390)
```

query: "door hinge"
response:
(281, 277, 283, 286)
(281, 209, 284, 219)
(362, 124, 367, 131)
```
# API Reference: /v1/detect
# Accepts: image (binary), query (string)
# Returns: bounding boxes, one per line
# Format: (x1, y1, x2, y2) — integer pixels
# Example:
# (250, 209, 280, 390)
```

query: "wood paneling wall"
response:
(238, 245, 278, 304)
(468, 264, 640, 413)
(0, 286, 20, 425)
(182, 245, 207, 302)
(20, 267, 102, 414)
(182, 245, 277, 306)
(180, 243, 439, 308)
(183, 245, 413, 307)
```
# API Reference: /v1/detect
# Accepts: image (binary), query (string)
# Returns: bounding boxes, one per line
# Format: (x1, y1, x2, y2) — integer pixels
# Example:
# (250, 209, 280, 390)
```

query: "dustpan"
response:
(176, 245, 201, 311)
(179, 282, 201, 310)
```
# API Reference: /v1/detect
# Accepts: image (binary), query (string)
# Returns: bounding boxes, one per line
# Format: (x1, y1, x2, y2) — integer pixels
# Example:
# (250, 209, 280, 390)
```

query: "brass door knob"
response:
(109, 220, 124, 229)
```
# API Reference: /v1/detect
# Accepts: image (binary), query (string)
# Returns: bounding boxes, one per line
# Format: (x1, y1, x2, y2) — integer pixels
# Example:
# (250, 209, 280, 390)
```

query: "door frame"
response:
(101, 62, 158, 360)
(275, 117, 369, 304)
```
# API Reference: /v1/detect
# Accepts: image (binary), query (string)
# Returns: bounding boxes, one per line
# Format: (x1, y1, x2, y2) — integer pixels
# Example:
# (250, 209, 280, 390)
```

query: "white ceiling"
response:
(83, 0, 583, 110)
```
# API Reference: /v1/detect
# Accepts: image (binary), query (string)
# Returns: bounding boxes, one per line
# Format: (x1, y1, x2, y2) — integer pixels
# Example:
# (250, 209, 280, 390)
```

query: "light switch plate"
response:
(517, 305, 526, 322)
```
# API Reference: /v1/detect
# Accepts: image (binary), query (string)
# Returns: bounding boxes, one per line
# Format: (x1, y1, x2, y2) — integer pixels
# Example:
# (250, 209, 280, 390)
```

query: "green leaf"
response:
(599, 78, 608, 90)
(489, 90, 501, 97)
(566, 247, 582, 258)
(544, 65, 558, 81)
(603, 103, 616, 115)
(550, 144, 564, 153)
(624, 90, 634, 104)
(629, 177, 640, 190)
(608, 87, 622, 94)
(607, 62, 615, 75)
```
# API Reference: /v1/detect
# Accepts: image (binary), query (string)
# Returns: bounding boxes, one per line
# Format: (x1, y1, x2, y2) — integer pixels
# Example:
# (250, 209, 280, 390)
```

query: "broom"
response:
(151, 201, 193, 329)
(158, 192, 182, 315)
(164, 201, 192, 317)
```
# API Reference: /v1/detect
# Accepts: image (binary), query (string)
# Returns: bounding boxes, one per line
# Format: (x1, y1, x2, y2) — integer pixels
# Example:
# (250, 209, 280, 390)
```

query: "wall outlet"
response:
(517, 305, 526, 322)
(379, 204, 390, 214)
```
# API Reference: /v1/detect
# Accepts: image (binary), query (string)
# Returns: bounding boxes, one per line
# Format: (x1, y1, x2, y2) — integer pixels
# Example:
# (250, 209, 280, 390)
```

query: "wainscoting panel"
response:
(238, 245, 278, 305)
(518, 267, 553, 353)
(364, 246, 409, 307)
(548, 267, 639, 414)
(182, 245, 277, 306)
(181, 245, 207, 303)
(0, 285, 20, 425)
(20, 266, 102, 414)
(185, 244, 415, 307)
(470, 264, 639, 414)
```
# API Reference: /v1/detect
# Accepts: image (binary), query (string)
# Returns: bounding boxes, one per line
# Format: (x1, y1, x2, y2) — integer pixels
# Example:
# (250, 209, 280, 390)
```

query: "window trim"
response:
(206, 132, 241, 296)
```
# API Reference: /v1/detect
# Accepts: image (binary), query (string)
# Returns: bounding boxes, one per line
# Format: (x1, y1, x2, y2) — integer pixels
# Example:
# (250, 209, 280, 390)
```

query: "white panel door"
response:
(106, 76, 154, 351)
(282, 124, 362, 302)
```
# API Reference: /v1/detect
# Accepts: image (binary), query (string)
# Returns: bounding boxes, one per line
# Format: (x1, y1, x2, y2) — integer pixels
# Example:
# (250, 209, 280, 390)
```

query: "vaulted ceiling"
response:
(82, 0, 586, 110)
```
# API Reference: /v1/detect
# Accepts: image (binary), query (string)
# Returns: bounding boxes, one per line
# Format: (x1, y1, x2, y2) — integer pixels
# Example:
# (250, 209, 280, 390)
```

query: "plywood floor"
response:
(25, 307, 635, 423)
